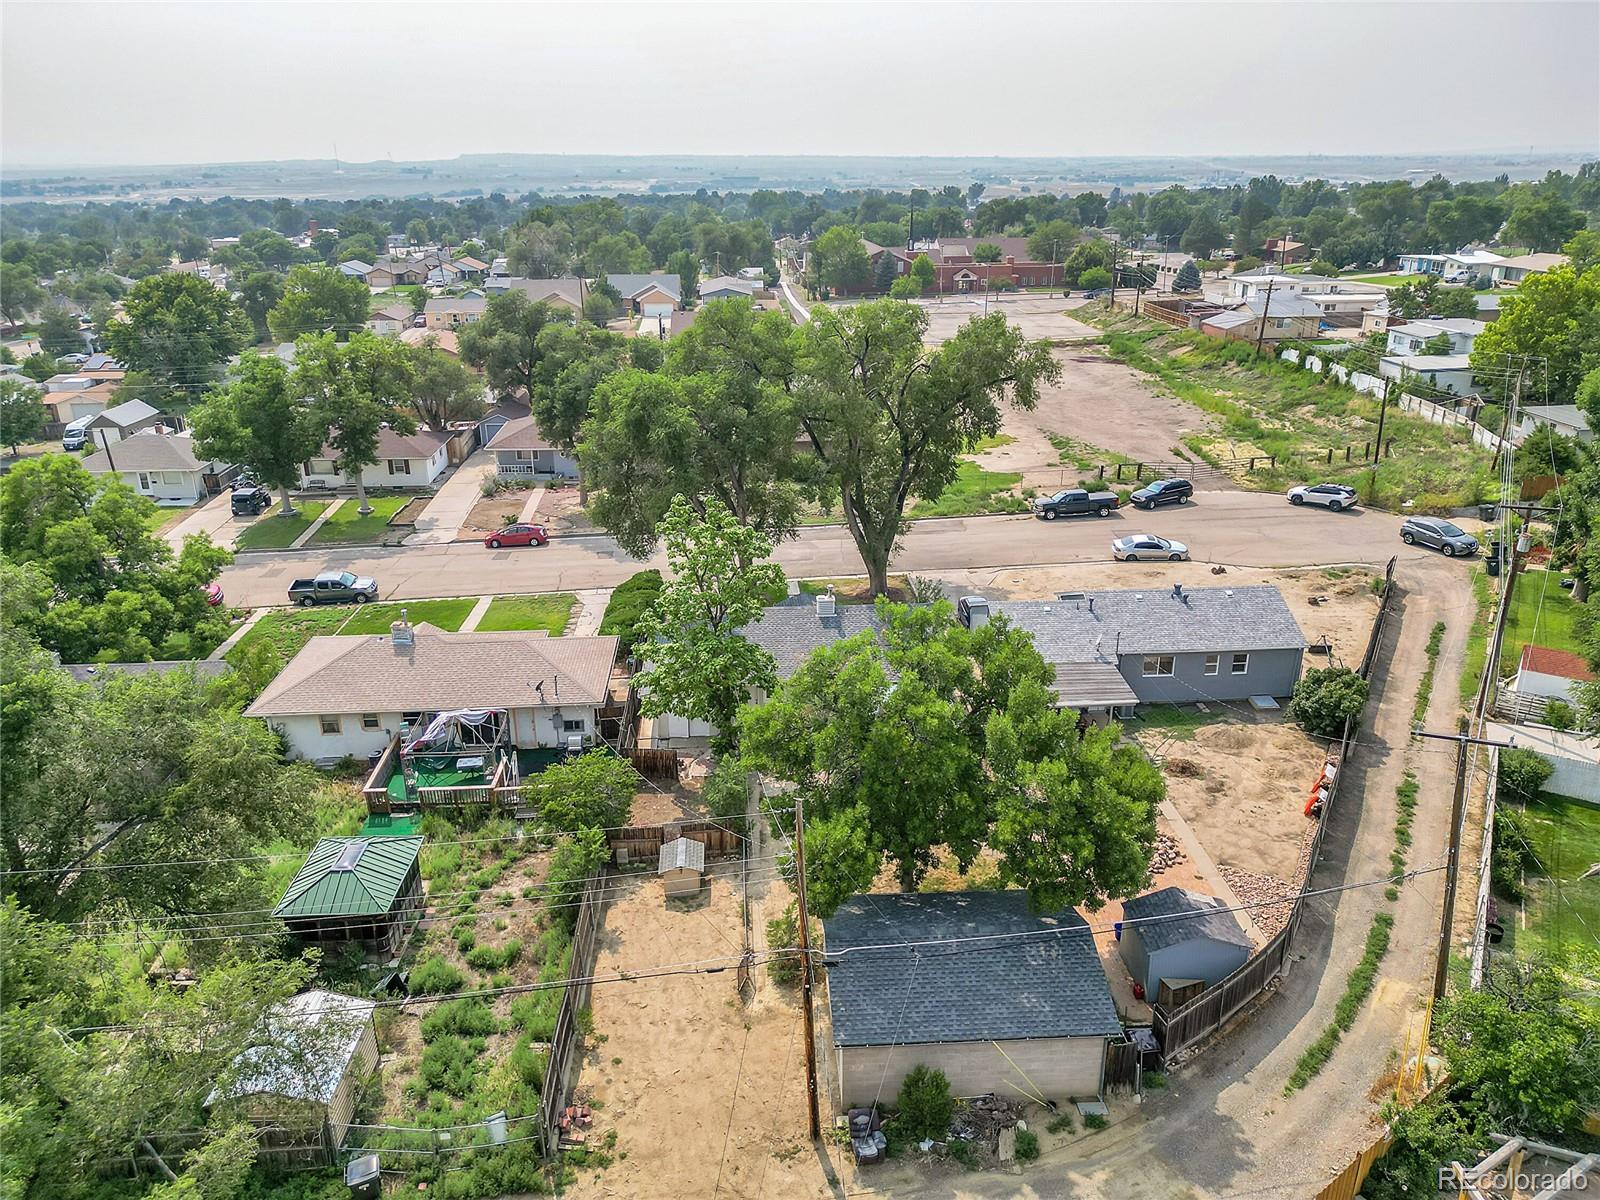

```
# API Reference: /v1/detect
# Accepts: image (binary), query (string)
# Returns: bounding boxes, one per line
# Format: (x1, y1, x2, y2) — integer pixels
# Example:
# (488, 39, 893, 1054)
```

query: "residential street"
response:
(217, 490, 1471, 608)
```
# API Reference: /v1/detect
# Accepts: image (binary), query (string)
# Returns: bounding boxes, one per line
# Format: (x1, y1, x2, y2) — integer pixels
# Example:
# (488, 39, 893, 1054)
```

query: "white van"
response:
(62, 416, 95, 451)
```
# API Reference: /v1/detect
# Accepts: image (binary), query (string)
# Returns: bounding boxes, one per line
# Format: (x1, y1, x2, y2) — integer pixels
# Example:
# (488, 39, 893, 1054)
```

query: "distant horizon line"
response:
(5, 147, 1596, 173)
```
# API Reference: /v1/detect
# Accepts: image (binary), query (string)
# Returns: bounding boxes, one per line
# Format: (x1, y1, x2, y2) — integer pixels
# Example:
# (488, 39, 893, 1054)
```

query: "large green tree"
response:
(406, 338, 486, 430)
(0, 261, 44, 327)
(633, 496, 785, 741)
(266, 263, 371, 343)
(188, 353, 323, 515)
(1502, 192, 1585, 253)
(739, 602, 1159, 909)
(103, 273, 250, 399)
(458, 291, 573, 399)
(0, 378, 48, 454)
(809, 225, 871, 295)
(795, 300, 1058, 595)
(37, 307, 83, 358)
(236, 269, 285, 342)
(1469, 264, 1600, 402)
(292, 332, 417, 515)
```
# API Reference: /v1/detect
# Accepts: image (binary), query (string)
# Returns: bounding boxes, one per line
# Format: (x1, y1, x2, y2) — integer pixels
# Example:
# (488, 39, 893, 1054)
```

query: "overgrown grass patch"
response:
(1514, 793, 1600, 975)
(339, 598, 476, 635)
(1459, 568, 1495, 705)
(474, 593, 576, 634)
(1131, 704, 1230, 742)
(1284, 912, 1395, 1092)
(228, 606, 350, 663)
(1412, 621, 1447, 725)
(909, 462, 1027, 518)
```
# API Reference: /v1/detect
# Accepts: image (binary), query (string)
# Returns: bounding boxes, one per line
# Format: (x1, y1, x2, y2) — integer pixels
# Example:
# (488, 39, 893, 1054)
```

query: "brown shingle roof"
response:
(245, 625, 620, 718)
(1519, 643, 1596, 682)
(318, 428, 451, 461)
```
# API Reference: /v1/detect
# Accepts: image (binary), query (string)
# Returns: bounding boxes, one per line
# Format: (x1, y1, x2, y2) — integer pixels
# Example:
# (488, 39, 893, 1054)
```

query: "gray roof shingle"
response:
(822, 891, 1121, 1046)
(742, 599, 883, 681)
(606, 273, 681, 302)
(1120, 886, 1251, 953)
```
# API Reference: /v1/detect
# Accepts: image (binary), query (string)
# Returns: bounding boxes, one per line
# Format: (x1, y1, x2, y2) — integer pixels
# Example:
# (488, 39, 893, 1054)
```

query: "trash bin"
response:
(1479, 502, 1498, 522)
(345, 1154, 380, 1200)
(1486, 542, 1502, 576)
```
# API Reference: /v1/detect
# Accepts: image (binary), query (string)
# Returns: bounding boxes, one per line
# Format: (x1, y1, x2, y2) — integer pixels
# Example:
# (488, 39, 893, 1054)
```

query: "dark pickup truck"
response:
(287, 570, 379, 607)
(1032, 488, 1119, 520)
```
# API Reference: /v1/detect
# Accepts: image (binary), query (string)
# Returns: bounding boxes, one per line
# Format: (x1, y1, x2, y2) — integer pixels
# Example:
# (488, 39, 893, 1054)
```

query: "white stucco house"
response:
(366, 304, 414, 336)
(1385, 318, 1486, 358)
(81, 430, 227, 505)
(1395, 249, 1504, 281)
(301, 428, 452, 490)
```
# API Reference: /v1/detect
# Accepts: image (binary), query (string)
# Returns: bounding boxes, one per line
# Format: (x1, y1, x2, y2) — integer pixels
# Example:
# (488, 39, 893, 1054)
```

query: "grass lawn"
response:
(228, 606, 351, 663)
(143, 505, 189, 535)
(233, 501, 328, 550)
(339, 598, 476, 635)
(1131, 704, 1232, 742)
(473, 593, 576, 634)
(797, 575, 911, 602)
(1513, 792, 1600, 976)
(1461, 567, 1495, 704)
(909, 462, 1028, 518)
(968, 432, 1017, 452)
(1342, 273, 1419, 287)
(310, 495, 410, 544)
(1497, 567, 1586, 675)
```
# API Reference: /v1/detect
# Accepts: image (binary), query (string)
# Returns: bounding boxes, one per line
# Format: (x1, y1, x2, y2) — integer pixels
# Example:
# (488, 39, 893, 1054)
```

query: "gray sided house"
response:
(1117, 887, 1252, 1003)
(488, 413, 578, 480)
(824, 891, 1122, 1108)
(965, 585, 1306, 715)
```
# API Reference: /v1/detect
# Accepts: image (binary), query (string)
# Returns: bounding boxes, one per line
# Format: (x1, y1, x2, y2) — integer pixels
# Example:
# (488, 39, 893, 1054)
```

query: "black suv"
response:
(231, 486, 271, 517)
(1130, 478, 1193, 509)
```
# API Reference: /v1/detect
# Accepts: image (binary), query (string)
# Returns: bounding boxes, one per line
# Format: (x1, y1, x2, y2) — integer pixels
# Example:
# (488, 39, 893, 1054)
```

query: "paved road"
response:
(217, 490, 1449, 609)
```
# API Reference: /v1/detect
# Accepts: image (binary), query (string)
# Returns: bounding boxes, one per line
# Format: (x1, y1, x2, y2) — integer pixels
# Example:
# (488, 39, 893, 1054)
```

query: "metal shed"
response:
(1117, 886, 1252, 1001)
(658, 836, 706, 898)
(273, 836, 424, 956)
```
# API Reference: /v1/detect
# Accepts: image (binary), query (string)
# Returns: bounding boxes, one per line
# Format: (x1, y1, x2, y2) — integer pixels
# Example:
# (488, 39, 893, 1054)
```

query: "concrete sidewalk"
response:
(408, 450, 494, 545)
(163, 490, 240, 551)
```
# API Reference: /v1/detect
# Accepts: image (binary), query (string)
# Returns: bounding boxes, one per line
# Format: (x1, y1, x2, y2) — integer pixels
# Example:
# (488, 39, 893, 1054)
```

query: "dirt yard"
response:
(532, 485, 597, 535)
(457, 491, 527, 539)
(562, 868, 838, 1200)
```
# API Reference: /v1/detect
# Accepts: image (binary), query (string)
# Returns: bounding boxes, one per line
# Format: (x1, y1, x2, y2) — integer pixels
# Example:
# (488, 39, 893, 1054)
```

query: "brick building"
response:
(855, 236, 1063, 295)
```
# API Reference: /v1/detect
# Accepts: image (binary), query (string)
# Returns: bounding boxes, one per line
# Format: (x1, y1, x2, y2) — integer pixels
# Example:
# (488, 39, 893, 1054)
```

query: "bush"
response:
(418, 1036, 481, 1097)
(1172, 262, 1202, 292)
(701, 755, 751, 830)
(1013, 1128, 1040, 1162)
(1078, 267, 1111, 291)
(987, 277, 1016, 293)
(543, 829, 608, 934)
(1542, 699, 1576, 731)
(521, 751, 638, 833)
(410, 956, 466, 995)
(765, 903, 804, 986)
(598, 569, 664, 657)
(1289, 666, 1370, 737)
(894, 1065, 954, 1143)
(420, 998, 499, 1041)
(1498, 747, 1553, 801)
(1491, 805, 1537, 899)
(509, 1033, 549, 1089)
(1083, 1112, 1107, 1130)
(464, 939, 523, 971)
(1045, 1112, 1075, 1135)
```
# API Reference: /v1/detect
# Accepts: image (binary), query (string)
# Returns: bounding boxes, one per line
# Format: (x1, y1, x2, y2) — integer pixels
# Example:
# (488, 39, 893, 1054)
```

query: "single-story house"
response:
(1396, 249, 1504, 281)
(366, 304, 414, 336)
(1117, 887, 1252, 1005)
(398, 326, 463, 359)
(607, 273, 681, 318)
(1379, 353, 1477, 396)
(476, 393, 531, 446)
(338, 259, 374, 280)
(823, 891, 1123, 1106)
(452, 255, 490, 281)
(83, 398, 166, 446)
(1221, 273, 1382, 303)
(365, 257, 429, 289)
(42, 376, 119, 422)
(244, 623, 620, 763)
(481, 276, 586, 312)
(207, 989, 380, 1148)
(1385, 318, 1486, 357)
(301, 427, 452, 490)
(1489, 252, 1569, 286)
(1259, 237, 1308, 264)
(1517, 404, 1593, 444)
(1514, 644, 1595, 706)
(64, 659, 232, 686)
(698, 275, 756, 301)
(659, 836, 706, 897)
(423, 295, 487, 330)
(82, 430, 225, 505)
(968, 585, 1307, 713)
(737, 266, 767, 283)
(488, 413, 578, 479)
(1201, 294, 1323, 343)
(273, 835, 424, 954)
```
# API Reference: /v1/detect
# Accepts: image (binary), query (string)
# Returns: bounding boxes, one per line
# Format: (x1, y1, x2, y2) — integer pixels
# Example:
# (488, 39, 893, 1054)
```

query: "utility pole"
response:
(97, 428, 117, 473)
(1253, 277, 1276, 355)
(792, 794, 822, 1141)
(1414, 726, 1518, 1000)
(1374, 379, 1393, 463)
(1108, 240, 1118, 307)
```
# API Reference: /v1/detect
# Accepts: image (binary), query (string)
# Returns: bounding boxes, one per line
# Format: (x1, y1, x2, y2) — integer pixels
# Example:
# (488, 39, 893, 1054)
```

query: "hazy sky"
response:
(3, 1, 1597, 166)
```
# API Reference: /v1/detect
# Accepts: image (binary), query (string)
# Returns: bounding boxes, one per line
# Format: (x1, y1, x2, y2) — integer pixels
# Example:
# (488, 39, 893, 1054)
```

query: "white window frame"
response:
(1204, 654, 1220, 676)
(561, 718, 585, 733)
(1231, 653, 1250, 675)
(137, 472, 151, 490)
(388, 458, 411, 475)
(319, 715, 342, 735)
(1142, 655, 1175, 678)
(361, 713, 381, 730)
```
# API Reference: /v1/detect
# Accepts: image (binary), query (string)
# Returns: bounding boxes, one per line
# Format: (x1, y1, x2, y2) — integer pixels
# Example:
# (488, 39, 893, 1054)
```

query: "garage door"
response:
(839, 1036, 1105, 1108)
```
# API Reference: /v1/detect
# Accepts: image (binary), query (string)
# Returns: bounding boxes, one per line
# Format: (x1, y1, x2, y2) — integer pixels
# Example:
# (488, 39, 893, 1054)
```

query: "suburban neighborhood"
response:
(2, 5, 1597, 1200)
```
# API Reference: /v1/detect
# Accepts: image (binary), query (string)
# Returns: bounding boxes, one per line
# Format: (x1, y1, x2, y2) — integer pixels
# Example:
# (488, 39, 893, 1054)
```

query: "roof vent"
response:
(1056, 592, 1086, 602)
(816, 586, 836, 619)
(391, 609, 414, 649)
(332, 841, 368, 872)
(1225, 589, 1234, 597)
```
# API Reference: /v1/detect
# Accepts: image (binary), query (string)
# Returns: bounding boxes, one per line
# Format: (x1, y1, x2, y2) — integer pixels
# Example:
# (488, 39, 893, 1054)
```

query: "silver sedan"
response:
(1112, 533, 1189, 561)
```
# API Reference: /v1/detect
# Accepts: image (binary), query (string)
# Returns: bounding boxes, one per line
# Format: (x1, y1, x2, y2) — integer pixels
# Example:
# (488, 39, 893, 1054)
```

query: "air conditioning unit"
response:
(565, 734, 585, 754)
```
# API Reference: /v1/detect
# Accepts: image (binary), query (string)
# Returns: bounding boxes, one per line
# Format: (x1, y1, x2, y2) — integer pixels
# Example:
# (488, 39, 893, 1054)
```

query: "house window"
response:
(1142, 655, 1175, 678)
(388, 459, 411, 475)
(361, 714, 381, 730)
(319, 715, 342, 735)
(137, 472, 151, 490)
(1231, 653, 1250, 675)
(561, 719, 585, 733)
(1204, 654, 1220, 676)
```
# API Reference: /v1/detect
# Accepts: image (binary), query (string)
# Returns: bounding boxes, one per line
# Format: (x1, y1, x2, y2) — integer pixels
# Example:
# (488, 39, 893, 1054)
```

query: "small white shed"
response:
(658, 836, 706, 898)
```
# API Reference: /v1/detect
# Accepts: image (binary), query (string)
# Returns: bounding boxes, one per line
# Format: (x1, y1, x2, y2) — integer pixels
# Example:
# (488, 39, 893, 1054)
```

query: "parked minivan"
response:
(62, 416, 95, 451)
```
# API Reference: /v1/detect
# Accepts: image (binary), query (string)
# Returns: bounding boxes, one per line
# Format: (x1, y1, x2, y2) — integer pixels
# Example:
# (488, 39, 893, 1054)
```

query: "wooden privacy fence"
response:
(540, 871, 608, 1158)
(607, 820, 742, 866)
(1153, 557, 1399, 1062)
(1102, 1038, 1141, 1093)
(627, 747, 680, 782)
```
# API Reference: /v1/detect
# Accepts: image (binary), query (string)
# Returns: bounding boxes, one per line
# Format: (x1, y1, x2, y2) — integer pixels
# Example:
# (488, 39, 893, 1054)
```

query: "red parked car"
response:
(484, 523, 549, 549)
(202, 582, 225, 606)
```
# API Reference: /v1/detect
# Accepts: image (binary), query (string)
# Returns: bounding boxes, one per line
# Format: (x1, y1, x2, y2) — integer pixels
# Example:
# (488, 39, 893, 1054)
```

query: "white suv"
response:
(1287, 483, 1358, 512)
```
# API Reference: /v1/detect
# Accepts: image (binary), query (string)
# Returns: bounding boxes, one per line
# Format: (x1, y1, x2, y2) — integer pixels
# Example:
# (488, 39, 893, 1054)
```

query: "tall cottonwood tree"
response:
(189, 353, 322, 515)
(293, 332, 416, 515)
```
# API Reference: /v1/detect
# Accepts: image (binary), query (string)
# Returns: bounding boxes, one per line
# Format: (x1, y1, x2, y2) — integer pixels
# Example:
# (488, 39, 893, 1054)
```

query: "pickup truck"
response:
(1032, 488, 1119, 520)
(287, 570, 379, 607)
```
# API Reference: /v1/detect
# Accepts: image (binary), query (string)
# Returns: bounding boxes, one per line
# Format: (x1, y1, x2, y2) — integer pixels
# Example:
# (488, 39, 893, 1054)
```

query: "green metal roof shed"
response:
(274, 836, 424, 920)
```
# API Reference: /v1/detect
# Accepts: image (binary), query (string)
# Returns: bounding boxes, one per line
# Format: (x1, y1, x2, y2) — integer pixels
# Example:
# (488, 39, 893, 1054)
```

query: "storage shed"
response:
(208, 989, 379, 1149)
(273, 836, 424, 956)
(1117, 887, 1251, 1002)
(658, 836, 706, 898)
(823, 891, 1122, 1107)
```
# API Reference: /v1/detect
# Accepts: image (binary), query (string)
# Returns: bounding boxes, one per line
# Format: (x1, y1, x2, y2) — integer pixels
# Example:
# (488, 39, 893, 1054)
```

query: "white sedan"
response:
(1112, 533, 1189, 561)
(1287, 482, 1358, 511)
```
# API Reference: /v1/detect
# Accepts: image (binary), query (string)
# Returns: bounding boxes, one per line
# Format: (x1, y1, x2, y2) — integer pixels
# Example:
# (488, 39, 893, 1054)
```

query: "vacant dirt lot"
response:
(564, 869, 836, 1200)
(913, 293, 1102, 345)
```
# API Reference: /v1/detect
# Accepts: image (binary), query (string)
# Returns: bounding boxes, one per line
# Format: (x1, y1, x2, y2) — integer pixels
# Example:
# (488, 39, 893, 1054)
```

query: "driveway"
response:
(163, 489, 244, 551)
(406, 449, 493, 545)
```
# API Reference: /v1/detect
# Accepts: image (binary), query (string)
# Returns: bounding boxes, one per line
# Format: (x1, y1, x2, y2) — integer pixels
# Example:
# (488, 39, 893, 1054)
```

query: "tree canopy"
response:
(458, 291, 574, 399)
(292, 332, 417, 514)
(266, 263, 371, 343)
(103, 273, 250, 400)
(189, 352, 324, 514)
